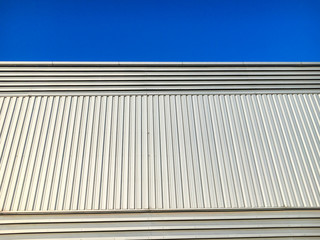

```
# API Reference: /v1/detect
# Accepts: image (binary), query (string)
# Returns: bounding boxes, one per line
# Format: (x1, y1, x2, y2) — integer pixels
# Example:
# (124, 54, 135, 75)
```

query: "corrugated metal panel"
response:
(0, 62, 319, 93)
(0, 210, 319, 239)
(0, 94, 320, 211)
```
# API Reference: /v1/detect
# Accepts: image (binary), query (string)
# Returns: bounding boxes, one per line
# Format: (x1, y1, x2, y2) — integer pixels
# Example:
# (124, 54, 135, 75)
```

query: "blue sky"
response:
(1, 0, 319, 61)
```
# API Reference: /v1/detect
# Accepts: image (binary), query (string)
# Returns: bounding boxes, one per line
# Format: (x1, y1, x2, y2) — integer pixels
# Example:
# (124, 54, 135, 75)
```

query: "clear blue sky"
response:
(1, 0, 319, 61)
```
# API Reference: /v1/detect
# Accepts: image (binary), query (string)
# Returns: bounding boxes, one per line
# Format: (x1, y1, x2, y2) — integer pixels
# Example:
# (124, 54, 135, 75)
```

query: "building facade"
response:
(0, 62, 319, 239)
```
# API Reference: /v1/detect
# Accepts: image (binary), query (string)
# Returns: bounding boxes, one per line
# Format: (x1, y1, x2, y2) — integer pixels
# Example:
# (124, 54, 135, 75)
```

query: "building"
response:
(0, 62, 319, 239)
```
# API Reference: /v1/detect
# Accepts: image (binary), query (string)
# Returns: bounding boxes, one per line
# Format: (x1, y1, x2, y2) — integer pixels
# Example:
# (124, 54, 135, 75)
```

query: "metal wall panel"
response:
(0, 94, 320, 211)
(0, 210, 319, 239)
(0, 62, 319, 93)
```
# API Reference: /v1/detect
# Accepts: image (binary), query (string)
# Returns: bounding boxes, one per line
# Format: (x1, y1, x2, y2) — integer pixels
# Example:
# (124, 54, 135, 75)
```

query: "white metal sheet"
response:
(0, 210, 319, 239)
(0, 62, 319, 93)
(0, 94, 320, 211)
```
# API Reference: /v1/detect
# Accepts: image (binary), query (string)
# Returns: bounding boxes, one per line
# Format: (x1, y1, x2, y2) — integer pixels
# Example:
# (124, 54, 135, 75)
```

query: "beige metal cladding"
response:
(0, 210, 320, 239)
(1, 93, 320, 211)
(0, 62, 319, 93)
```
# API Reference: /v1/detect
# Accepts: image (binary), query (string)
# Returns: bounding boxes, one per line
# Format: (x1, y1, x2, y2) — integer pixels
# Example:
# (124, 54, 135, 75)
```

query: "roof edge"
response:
(1, 61, 320, 67)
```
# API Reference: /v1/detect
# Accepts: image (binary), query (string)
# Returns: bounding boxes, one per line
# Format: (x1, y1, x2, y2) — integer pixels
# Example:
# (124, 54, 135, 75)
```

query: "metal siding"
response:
(0, 63, 320, 93)
(0, 93, 320, 211)
(0, 210, 319, 239)
(1, 62, 320, 239)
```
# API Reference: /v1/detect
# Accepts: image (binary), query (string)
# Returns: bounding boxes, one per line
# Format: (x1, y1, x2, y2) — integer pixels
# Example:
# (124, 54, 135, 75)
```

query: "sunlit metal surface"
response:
(0, 93, 320, 211)
(0, 210, 319, 239)
(0, 62, 319, 94)
(1, 62, 320, 239)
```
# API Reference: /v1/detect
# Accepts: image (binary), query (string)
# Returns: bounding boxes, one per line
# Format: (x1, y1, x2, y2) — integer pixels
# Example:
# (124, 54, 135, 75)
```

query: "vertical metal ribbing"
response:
(285, 94, 320, 205)
(55, 96, 77, 211)
(175, 95, 191, 208)
(9, 97, 36, 211)
(1, 93, 320, 211)
(107, 96, 118, 209)
(153, 95, 164, 209)
(209, 95, 231, 208)
(28, 97, 54, 211)
(219, 95, 243, 207)
(170, 95, 184, 208)
(164, 95, 177, 209)
(274, 95, 310, 206)
(0, 97, 27, 210)
(141, 96, 148, 209)
(121, 96, 130, 209)
(283, 94, 318, 206)
(258, 95, 291, 207)
(114, 96, 124, 210)
(203, 95, 222, 208)
(147, 95, 155, 209)
(192, 95, 211, 208)
(0, 97, 20, 194)
(182, 95, 197, 208)
(77, 96, 94, 210)
(49, 96, 71, 210)
(92, 96, 106, 210)
(248, 95, 279, 207)
(85, 96, 101, 210)
(198, 95, 217, 208)
(292, 95, 320, 205)
(100, 96, 113, 210)
(235, 95, 264, 207)
(21, 97, 48, 211)
(187, 95, 204, 208)
(135, 96, 142, 209)
(230, 95, 257, 207)
(63, 96, 83, 210)
(222, 95, 245, 208)
(269, 94, 305, 206)
(128, 95, 136, 209)
(303, 95, 320, 185)
(70, 96, 89, 210)
(5, 97, 34, 211)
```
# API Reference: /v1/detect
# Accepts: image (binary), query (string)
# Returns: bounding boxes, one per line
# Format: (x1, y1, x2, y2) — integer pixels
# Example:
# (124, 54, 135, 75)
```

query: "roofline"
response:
(0, 61, 320, 67)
